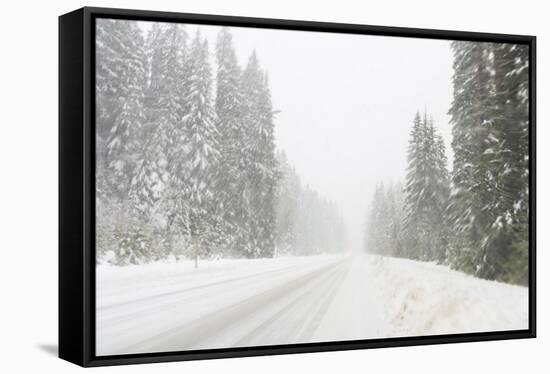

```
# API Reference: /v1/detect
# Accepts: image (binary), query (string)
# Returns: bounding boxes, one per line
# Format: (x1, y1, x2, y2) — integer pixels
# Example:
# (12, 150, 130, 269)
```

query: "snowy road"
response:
(96, 255, 528, 356)
(97, 256, 351, 355)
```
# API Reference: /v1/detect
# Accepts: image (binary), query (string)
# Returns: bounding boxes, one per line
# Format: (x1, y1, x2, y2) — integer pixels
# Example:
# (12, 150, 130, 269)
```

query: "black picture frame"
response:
(59, 6, 536, 367)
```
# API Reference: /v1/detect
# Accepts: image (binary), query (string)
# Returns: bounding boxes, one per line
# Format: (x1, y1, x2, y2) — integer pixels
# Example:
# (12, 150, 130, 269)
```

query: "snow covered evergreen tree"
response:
(96, 19, 147, 201)
(275, 151, 300, 255)
(447, 42, 497, 275)
(123, 23, 192, 262)
(365, 183, 388, 255)
(365, 182, 404, 257)
(95, 19, 149, 264)
(145, 23, 192, 255)
(364, 112, 450, 261)
(255, 73, 279, 257)
(491, 43, 530, 285)
(214, 28, 246, 254)
(448, 41, 529, 284)
(183, 32, 221, 262)
(402, 111, 450, 262)
(386, 182, 405, 257)
(240, 52, 279, 258)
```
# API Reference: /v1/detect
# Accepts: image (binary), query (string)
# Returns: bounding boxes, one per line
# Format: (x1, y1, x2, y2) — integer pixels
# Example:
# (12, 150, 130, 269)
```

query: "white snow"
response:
(96, 254, 528, 356)
(315, 255, 527, 342)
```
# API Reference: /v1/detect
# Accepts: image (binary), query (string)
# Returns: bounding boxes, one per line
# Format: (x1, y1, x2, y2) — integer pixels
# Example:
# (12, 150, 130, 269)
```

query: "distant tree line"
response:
(96, 20, 345, 265)
(276, 152, 347, 256)
(365, 42, 529, 285)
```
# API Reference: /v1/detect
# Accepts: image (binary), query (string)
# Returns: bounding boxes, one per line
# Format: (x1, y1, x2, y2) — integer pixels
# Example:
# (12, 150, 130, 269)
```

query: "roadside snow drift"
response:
(314, 255, 528, 343)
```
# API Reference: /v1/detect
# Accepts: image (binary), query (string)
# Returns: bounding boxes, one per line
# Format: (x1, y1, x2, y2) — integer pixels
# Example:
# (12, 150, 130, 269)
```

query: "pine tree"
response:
(402, 111, 450, 262)
(275, 151, 300, 255)
(491, 43, 530, 284)
(183, 32, 221, 262)
(241, 52, 279, 258)
(256, 73, 279, 257)
(448, 41, 529, 284)
(144, 22, 190, 198)
(96, 19, 147, 201)
(214, 28, 245, 254)
(95, 19, 149, 264)
(447, 41, 498, 275)
(365, 183, 386, 255)
(127, 23, 191, 260)
(386, 182, 405, 257)
(364, 181, 406, 257)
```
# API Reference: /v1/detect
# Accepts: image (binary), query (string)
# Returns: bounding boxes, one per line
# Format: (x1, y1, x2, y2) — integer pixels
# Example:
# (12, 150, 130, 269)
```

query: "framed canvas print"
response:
(59, 7, 536, 367)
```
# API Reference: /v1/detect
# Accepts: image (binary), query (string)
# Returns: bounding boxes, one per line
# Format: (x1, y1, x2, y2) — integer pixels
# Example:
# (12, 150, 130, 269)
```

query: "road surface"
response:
(97, 256, 352, 355)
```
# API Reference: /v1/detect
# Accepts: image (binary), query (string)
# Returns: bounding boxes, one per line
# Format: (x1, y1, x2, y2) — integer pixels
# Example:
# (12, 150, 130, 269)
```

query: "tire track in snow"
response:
(234, 260, 350, 346)
(99, 260, 314, 312)
(117, 258, 349, 354)
(97, 260, 333, 332)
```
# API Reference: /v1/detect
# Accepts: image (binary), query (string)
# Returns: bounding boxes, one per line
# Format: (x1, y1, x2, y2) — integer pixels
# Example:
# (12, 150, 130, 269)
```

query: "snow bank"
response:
(360, 255, 528, 337)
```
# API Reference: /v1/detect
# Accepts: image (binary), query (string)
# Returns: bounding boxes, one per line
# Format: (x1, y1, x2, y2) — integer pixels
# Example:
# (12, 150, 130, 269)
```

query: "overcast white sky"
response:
(140, 21, 455, 252)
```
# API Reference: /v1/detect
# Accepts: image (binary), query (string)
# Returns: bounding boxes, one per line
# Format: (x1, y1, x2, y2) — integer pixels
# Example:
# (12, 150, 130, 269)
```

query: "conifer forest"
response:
(95, 19, 530, 354)
(96, 20, 347, 266)
(365, 42, 529, 285)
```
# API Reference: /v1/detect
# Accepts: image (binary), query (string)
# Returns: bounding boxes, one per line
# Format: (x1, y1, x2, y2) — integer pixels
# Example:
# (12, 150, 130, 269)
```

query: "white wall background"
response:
(0, 0, 546, 372)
